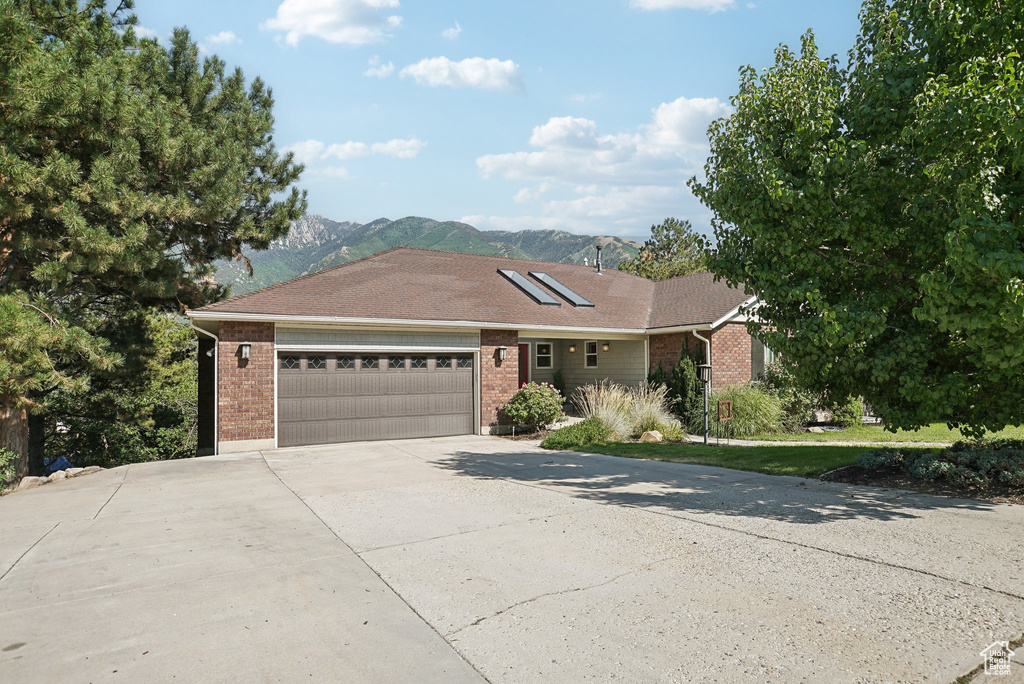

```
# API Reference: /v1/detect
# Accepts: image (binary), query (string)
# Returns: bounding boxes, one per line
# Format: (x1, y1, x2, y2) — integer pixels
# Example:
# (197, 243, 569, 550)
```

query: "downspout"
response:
(692, 329, 712, 446)
(190, 321, 219, 456)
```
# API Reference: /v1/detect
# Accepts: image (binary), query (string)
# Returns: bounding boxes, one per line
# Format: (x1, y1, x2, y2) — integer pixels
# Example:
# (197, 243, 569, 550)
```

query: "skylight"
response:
(497, 269, 561, 306)
(529, 272, 594, 308)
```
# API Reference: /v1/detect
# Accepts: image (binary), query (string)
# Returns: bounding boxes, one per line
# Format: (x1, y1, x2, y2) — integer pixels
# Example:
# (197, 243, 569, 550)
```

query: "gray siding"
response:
(520, 338, 646, 396)
(277, 326, 479, 351)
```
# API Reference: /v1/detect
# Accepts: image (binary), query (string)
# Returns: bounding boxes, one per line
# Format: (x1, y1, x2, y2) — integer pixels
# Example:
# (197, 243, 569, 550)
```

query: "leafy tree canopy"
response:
(690, 1, 1024, 436)
(617, 217, 707, 280)
(0, 0, 306, 411)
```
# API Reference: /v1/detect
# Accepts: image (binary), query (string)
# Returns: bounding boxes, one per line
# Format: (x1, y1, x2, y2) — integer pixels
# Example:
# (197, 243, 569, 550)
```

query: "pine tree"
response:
(617, 218, 708, 280)
(0, 1, 306, 472)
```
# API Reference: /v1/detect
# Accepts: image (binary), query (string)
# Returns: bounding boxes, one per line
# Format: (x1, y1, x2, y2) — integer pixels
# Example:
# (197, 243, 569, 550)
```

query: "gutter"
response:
(189, 321, 218, 456)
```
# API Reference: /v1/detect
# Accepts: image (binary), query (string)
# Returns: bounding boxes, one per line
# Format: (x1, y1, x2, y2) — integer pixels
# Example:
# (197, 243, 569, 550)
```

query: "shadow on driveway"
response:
(433, 446, 996, 525)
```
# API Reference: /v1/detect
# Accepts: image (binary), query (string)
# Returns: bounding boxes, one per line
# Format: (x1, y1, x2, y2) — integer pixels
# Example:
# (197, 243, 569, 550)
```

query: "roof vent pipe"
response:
(595, 245, 603, 274)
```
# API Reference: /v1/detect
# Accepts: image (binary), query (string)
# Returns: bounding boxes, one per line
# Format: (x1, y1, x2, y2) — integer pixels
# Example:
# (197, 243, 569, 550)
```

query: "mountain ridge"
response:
(215, 214, 642, 295)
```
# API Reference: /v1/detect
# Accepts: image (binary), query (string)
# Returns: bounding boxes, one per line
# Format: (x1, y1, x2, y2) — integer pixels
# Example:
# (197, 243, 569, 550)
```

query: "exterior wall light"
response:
(602, 342, 611, 352)
(698, 363, 712, 384)
(496, 346, 507, 361)
(568, 344, 577, 353)
(239, 343, 251, 360)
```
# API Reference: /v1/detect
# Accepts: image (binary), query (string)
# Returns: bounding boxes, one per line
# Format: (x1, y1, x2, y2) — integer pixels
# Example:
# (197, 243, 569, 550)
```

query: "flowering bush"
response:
(500, 382, 565, 431)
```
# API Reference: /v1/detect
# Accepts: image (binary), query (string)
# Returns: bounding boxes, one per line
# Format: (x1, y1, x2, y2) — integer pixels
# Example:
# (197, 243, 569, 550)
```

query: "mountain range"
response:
(215, 215, 642, 295)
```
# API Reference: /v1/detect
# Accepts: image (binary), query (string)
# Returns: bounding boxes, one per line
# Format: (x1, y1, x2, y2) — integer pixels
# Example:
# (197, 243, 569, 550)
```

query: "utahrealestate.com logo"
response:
(980, 641, 1016, 677)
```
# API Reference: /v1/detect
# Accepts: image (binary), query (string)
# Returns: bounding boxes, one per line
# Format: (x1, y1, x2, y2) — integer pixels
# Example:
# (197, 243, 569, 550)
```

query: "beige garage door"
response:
(277, 353, 474, 447)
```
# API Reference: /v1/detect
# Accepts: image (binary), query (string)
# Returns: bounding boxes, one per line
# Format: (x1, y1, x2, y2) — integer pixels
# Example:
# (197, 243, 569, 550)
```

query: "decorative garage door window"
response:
(411, 356, 427, 369)
(536, 343, 552, 368)
(389, 356, 405, 369)
(436, 356, 451, 369)
(307, 355, 326, 370)
(361, 356, 378, 370)
(337, 355, 355, 370)
(281, 355, 300, 370)
(457, 356, 473, 369)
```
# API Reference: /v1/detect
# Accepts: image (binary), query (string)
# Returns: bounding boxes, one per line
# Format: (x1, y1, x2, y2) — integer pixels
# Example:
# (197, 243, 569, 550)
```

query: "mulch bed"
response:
(820, 465, 1024, 505)
(497, 429, 552, 442)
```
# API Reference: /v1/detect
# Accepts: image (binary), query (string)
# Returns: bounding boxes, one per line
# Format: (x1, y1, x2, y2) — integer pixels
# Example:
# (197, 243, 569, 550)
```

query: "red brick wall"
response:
(709, 323, 752, 388)
(648, 332, 698, 374)
(218, 321, 275, 443)
(480, 329, 519, 428)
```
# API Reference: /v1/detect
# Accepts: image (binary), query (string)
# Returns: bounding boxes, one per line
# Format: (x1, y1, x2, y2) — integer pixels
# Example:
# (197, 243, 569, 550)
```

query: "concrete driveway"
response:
(2, 436, 1022, 683)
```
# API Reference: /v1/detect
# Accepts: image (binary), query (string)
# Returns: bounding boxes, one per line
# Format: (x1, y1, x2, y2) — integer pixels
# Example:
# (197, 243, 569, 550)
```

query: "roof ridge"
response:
(387, 245, 652, 278)
(198, 246, 408, 311)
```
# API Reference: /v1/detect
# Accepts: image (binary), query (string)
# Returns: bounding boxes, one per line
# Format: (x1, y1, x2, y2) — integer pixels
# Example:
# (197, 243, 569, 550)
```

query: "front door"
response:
(518, 344, 530, 387)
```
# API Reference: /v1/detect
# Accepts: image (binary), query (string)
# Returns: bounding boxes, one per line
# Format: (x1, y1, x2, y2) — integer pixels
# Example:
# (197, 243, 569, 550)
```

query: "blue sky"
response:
(137, 0, 862, 241)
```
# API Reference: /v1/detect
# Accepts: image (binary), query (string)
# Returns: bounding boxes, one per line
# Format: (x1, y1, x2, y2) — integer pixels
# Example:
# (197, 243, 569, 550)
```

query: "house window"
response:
(306, 355, 326, 370)
(536, 343, 552, 369)
(361, 356, 378, 370)
(436, 356, 451, 369)
(457, 356, 473, 369)
(585, 341, 598, 368)
(411, 356, 427, 369)
(389, 356, 405, 370)
(280, 355, 300, 370)
(337, 355, 355, 370)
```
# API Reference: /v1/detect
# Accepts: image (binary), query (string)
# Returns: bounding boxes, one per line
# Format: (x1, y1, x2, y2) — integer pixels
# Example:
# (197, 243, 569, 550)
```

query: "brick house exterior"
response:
(190, 248, 759, 452)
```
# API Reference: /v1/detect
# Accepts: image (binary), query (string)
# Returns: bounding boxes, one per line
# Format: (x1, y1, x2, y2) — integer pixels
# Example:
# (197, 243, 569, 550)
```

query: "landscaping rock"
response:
(66, 468, 85, 478)
(807, 426, 825, 433)
(49, 470, 67, 482)
(640, 430, 664, 443)
(82, 466, 104, 475)
(18, 476, 45, 491)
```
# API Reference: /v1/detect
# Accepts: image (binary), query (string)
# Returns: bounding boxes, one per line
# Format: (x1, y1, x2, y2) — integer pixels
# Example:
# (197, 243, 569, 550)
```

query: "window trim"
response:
(585, 340, 598, 368)
(535, 342, 553, 369)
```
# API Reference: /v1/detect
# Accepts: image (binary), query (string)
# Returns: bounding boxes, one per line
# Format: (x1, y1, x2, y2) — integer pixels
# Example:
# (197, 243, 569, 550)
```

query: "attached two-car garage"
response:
(276, 350, 475, 448)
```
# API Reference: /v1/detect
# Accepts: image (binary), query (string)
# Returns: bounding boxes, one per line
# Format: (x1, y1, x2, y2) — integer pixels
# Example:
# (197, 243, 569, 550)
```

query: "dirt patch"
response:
(497, 429, 552, 442)
(820, 465, 1024, 505)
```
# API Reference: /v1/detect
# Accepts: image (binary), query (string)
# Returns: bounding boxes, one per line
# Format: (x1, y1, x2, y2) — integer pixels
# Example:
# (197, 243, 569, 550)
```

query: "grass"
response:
(569, 442, 904, 479)
(747, 422, 1024, 444)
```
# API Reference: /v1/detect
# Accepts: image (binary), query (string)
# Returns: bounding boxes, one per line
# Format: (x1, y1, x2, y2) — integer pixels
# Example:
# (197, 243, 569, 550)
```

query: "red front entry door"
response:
(518, 344, 530, 387)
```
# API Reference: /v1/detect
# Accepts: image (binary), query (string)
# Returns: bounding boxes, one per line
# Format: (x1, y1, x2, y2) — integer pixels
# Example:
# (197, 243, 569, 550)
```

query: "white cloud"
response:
(474, 96, 731, 237)
(263, 0, 402, 47)
(400, 57, 522, 91)
(133, 25, 160, 39)
(283, 139, 327, 165)
(199, 30, 241, 54)
(441, 20, 461, 40)
(287, 136, 425, 165)
(630, 0, 734, 11)
(569, 92, 602, 103)
(321, 166, 352, 178)
(364, 55, 394, 78)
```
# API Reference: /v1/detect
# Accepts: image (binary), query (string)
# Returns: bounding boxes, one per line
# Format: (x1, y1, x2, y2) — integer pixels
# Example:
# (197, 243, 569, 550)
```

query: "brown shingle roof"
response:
(195, 248, 751, 330)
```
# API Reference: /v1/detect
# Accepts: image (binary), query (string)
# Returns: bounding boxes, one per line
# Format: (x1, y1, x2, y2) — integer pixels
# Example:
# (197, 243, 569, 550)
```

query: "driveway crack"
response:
(447, 553, 682, 638)
(93, 465, 129, 520)
(0, 522, 59, 583)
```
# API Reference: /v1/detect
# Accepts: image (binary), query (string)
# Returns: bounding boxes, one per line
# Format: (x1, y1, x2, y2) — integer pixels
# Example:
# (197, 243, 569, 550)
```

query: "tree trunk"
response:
(0, 404, 29, 481)
(27, 410, 46, 476)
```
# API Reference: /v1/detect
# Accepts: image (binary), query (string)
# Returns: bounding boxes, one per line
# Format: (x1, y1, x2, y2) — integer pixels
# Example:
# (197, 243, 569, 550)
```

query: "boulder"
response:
(18, 476, 45, 491)
(49, 470, 67, 482)
(66, 468, 85, 478)
(807, 426, 825, 433)
(82, 466, 104, 475)
(640, 430, 664, 443)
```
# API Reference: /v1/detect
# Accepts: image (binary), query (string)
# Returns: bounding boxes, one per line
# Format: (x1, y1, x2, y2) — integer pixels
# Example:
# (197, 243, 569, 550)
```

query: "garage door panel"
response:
(278, 353, 474, 447)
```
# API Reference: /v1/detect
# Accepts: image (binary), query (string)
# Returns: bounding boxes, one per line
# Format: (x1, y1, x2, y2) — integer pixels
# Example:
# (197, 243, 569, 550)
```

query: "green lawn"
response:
(570, 442, 899, 478)
(747, 422, 1024, 444)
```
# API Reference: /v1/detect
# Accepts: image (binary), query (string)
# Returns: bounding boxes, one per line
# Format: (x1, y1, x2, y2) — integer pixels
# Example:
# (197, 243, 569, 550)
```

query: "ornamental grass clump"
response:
(688, 384, 783, 437)
(540, 417, 613, 450)
(500, 382, 565, 432)
(627, 383, 681, 438)
(572, 381, 631, 440)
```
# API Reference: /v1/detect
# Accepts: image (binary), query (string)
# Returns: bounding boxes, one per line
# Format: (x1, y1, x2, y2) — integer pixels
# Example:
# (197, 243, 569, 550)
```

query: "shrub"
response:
(660, 423, 685, 442)
(859, 442, 1024, 488)
(0, 448, 15, 491)
(500, 382, 565, 431)
(572, 381, 631, 440)
(540, 416, 613, 450)
(687, 384, 783, 437)
(552, 369, 567, 398)
(829, 396, 864, 428)
(759, 360, 819, 432)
